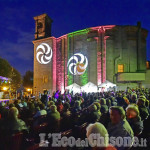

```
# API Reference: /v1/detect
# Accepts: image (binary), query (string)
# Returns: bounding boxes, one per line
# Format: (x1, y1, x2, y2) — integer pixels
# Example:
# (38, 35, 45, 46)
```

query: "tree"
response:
(0, 57, 22, 92)
(23, 71, 33, 88)
(10, 68, 22, 91)
(0, 57, 12, 78)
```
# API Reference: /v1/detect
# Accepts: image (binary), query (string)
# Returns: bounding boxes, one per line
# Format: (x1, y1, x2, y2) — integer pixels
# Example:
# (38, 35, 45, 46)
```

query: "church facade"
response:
(33, 14, 148, 95)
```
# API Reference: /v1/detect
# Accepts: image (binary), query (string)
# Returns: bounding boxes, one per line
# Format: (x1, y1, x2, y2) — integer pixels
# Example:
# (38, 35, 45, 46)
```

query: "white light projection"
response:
(36, 43, 53, 64)
(67, 53, 88, 75)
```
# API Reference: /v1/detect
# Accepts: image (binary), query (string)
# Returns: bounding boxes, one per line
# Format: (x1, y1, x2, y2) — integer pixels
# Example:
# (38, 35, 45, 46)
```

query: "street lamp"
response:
(3, 87, 8, 91)
(27, 88, 32, 97)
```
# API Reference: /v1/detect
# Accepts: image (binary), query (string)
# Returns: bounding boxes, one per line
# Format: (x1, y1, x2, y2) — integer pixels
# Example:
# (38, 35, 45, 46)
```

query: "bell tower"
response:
(34, 13, 53, 40)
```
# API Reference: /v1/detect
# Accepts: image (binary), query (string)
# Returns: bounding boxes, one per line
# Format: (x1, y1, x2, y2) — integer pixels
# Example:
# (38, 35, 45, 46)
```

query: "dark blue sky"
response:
(0, 0, 150, 75)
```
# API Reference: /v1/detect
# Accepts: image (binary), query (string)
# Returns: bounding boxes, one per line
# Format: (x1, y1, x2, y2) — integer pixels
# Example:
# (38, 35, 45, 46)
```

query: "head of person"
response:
(106, 99, 111, 107)
(74, 101, 80, 107)
(39, 103, 45, 110)
(50, 105, 57, 113)
(89, 104, 97, 112)
(0, 102, 5, 107)
(48, 101, 55, 107)
(93, 102, 101, 111)
(109, 106, 125, 124)
(118, 93, 122, 97)
(100, 98, 106, 105)
(63, 102, 70, 111)
(57, 99, 62, 105)
(131, 93, 137, 101)
(86, 122, 109, 147)
(136, 97, 146, 106)
(111, 97, 116, 102)
(44, 90, 47, 95)
(126, 104, 139, 119)
(145, 99, 149, 108)
(28, 102, 35, 110)
(9, 107, 19, 119)
(9, 103, 15, 109)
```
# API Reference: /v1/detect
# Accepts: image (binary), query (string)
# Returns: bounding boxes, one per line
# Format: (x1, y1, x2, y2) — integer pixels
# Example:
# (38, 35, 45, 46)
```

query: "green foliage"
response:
(23, 70, 33, 88)
(0, 57, 22, 91)
(11, 68, 22, 91)
(81, 70, 88, 86)
(0, 57, 12, 78)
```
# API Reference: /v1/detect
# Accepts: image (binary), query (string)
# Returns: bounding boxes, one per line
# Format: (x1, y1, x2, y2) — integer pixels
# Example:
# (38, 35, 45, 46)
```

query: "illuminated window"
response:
(146, 61, 150, 69)
(118, 64, 124, 72)
(43, 75, 48, 83)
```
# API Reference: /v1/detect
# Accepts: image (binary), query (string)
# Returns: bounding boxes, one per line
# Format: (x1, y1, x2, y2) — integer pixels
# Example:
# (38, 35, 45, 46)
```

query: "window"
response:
(118, 64, 124, 72)
(146, 61, 150, 69)
(43, 75, 48, 83)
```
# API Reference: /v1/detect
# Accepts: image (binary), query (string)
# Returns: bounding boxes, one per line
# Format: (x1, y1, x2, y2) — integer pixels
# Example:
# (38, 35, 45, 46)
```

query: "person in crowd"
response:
(56, 99, 64, 113)
(61, 102, 71, 117)
(122, 94, 130, 107)
(145, 99, 150, 111)
(116, 93, 126, 107)
(87, 104, 100, 123)
(21, 100, 27, 107)
(93, 102, 101, 116)
(33, 103, 47, 118)
(0, 107, 28, 135)
(47, 101, 55, 114)
(9, 103, 15, 109)
(14, 99, 21, 111)
(136, 96, 149, 120)
(0, 102, 6, 118)
(41, 90, 48, 107)
(110, 97, 117, 106)
(100, 98, 108, 114)
(26, 102, 35, 118)
(126, 104, 143, 136)
(130, 93, 137, 103)
(86, 122, 117, 150)
(106, 98, 111, 108)
(47, 105, 60, 125)
(107, 106, 134, 150)
(71, 100, 82, 114)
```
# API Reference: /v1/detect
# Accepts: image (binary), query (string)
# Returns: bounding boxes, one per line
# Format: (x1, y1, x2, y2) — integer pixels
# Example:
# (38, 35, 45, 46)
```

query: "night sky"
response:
(0, 0, 150, 75)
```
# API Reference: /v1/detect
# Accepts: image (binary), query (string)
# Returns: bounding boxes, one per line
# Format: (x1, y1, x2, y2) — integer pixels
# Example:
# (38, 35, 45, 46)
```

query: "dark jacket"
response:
(127, 116, 143, 136)
(100, 105, 108, 114)
(107, 119, 134, 150)
(0, 118, 28, 135)
(139, 105, 149, 121)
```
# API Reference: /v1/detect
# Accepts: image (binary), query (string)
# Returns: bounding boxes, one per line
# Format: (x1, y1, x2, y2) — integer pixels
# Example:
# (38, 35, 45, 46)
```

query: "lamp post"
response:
(27, 88, 32, 97)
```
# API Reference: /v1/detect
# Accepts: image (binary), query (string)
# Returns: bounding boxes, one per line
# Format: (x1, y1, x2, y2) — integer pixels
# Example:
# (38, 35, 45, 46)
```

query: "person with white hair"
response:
(86, 122, 116, 150)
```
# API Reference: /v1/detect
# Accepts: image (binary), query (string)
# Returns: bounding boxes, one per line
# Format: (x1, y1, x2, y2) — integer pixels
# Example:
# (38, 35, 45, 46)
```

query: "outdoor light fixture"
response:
(3, 87, 8, 91)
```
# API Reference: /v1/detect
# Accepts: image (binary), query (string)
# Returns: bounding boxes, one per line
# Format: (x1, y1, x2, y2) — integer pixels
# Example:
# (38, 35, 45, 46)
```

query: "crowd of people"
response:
(0, 87, 150, 150)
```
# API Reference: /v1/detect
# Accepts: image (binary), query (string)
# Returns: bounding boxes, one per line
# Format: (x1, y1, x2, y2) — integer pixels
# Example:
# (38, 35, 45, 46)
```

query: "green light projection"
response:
(80, 69, 88, 86)
(67, 28, 89, 86)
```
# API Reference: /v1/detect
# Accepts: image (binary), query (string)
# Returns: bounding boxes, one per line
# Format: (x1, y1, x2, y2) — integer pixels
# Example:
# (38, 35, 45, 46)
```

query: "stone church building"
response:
(33, 14, 149, 95)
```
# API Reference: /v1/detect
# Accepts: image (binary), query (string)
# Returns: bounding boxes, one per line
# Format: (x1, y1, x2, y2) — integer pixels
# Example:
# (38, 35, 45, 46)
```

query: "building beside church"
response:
(33, 14, 148, 95)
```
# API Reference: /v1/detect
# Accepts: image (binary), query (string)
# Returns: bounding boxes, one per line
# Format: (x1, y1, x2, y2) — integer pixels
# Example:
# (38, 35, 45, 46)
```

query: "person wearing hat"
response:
(126, 104, 143, 136)
(0, 107, 28, 135)
(136, 97, 149, 121)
